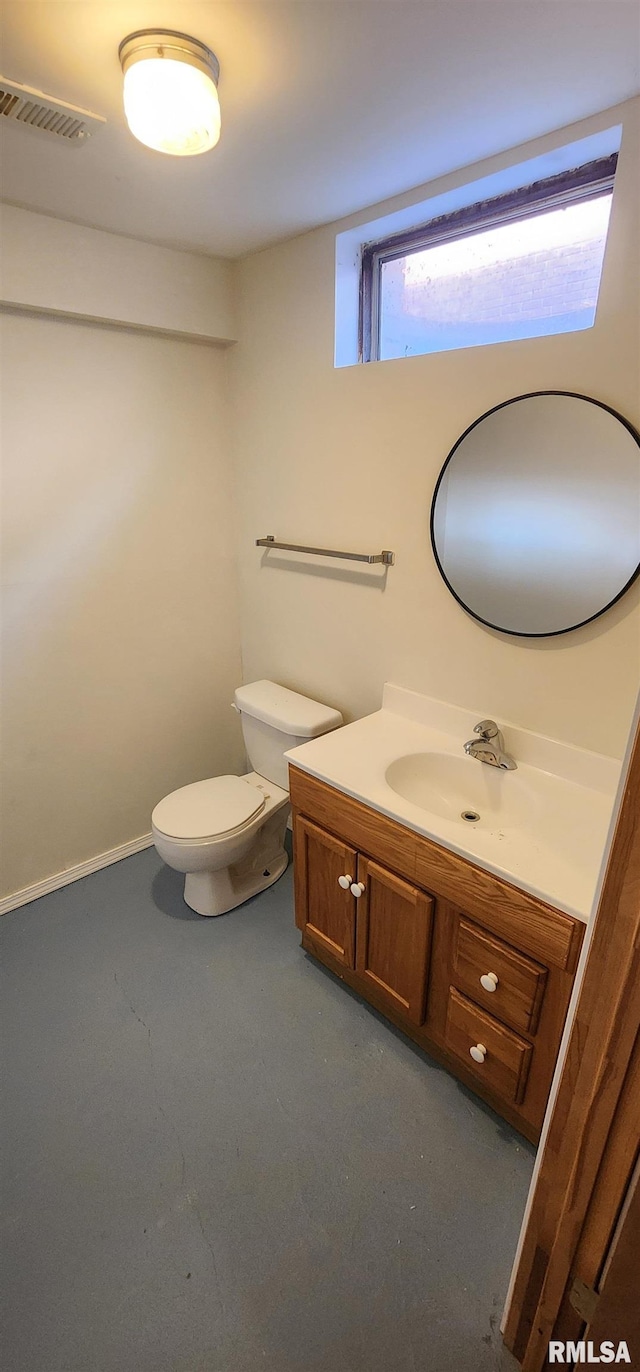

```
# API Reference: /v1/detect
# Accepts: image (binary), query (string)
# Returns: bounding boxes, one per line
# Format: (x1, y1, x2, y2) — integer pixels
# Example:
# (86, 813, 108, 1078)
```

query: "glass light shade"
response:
(122, 55, 221, 156)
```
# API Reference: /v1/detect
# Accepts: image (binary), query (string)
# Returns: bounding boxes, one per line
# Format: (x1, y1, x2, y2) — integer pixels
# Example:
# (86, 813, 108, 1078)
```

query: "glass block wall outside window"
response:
(359, 160, 617, 364)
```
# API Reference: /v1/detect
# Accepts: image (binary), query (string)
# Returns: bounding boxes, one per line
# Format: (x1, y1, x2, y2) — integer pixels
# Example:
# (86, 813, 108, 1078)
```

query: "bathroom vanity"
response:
(287, 687, 619, 1142)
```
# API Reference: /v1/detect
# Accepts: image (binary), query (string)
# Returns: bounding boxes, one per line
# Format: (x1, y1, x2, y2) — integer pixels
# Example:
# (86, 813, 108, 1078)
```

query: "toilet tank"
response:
(234, 680, 343, 790)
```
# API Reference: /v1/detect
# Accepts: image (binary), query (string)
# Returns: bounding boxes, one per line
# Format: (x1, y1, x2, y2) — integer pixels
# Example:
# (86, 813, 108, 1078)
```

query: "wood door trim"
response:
(574, 1032, 640, 1297)
(586, 1160, 640, 1350)
(503, 709, 640, 1370)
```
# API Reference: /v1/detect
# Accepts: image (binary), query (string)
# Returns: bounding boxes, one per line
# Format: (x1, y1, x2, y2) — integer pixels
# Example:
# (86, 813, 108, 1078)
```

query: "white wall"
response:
(0, 309, 244, 901)
(230, 98, 640, 759)
(0, 206, 236, 343)
(3, 99, 639, 906)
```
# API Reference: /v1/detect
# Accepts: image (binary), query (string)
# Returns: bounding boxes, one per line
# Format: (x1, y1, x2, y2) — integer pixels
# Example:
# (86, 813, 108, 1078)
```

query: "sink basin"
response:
(285, 685, 621, 918)
(385, 752, 535, 830)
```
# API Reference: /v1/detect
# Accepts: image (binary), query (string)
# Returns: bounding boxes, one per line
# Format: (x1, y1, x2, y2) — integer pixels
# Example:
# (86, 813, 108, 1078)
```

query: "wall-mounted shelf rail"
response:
(256, 536, 395, 566)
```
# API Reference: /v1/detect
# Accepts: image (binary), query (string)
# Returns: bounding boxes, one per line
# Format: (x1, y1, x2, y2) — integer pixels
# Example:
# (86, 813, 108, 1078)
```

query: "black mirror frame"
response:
(430, 390, 640, 639)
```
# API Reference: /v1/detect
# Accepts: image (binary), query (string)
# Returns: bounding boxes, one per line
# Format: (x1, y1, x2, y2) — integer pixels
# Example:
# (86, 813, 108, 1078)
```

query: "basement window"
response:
(360, 156, 616, 363)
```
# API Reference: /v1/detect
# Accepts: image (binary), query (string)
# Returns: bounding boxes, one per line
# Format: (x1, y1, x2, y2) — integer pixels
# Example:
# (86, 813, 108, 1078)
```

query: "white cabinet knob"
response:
(350, 882, 365, 897)
(480, 972, 499, 993)
(338, 874, 353, 890)
(470, 1043, 487, 1064)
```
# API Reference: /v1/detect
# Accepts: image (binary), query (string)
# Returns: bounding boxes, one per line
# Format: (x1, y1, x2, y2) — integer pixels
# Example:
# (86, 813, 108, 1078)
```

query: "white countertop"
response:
(286, 684, 620, 922)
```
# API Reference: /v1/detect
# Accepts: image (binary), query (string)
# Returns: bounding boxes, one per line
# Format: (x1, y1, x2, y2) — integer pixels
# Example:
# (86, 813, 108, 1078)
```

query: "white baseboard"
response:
(0, 833, 155, 915)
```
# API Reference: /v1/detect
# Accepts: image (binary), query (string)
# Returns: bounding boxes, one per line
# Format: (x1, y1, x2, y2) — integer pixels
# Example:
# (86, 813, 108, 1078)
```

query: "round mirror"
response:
(430, 392, 640, 637)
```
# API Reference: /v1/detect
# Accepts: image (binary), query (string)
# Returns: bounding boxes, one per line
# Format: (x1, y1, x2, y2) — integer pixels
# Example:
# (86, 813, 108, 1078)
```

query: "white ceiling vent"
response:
(0, 77, 105, 145)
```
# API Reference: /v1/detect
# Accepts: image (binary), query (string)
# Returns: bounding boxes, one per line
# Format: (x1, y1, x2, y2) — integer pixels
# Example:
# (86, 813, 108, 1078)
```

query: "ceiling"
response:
(1, 2, 639, 259)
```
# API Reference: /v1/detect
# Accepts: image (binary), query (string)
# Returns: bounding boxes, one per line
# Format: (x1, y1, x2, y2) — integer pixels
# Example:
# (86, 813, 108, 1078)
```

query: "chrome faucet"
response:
(464, 719, 517, 770)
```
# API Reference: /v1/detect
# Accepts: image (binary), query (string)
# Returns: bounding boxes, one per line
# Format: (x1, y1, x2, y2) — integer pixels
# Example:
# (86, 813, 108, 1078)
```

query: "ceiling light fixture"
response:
(118, 29, 220, 157)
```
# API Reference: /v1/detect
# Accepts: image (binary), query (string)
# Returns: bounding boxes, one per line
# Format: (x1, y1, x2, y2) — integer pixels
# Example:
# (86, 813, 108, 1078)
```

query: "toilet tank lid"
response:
(234, 680, 343, 738)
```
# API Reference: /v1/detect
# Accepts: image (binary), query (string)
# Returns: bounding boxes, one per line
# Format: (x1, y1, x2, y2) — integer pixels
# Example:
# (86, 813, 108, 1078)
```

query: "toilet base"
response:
(184, 850, 288, 917)
(183, 808, 290, 916)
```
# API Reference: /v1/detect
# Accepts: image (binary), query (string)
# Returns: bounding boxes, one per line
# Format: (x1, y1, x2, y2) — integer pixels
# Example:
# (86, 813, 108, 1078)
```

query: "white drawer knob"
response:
(350, 882, 365, 897)
(480, 972, 499, 993)
(338, 874, 353, 890)
(470, 1043, 487, 1064)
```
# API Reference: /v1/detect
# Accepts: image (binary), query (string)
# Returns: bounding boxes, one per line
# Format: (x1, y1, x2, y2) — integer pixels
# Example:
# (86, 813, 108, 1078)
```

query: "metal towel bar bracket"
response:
(256, 536, 395, 566)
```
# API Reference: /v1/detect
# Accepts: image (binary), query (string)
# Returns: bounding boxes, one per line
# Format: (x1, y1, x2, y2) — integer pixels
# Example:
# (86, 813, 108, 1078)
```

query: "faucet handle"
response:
(473, 719, 500, 740)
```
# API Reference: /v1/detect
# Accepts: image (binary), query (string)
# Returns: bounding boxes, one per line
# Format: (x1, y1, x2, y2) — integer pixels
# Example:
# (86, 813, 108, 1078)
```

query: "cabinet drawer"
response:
(445, 987, 533, 1105)
(453, 918, 547, 1035)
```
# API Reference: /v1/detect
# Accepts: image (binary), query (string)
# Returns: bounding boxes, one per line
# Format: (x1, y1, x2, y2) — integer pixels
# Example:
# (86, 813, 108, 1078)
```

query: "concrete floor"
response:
(1, 846, 533, 1372)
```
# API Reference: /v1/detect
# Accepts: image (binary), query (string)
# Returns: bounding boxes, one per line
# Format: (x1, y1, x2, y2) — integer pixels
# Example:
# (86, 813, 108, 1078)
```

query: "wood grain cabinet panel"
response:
(453, 917, 547, 1035)
(355, 858, 433, 1025)
(445, 987, 533, 1105)
(414, 842, 578, 972)
(293, 817, 357, 968)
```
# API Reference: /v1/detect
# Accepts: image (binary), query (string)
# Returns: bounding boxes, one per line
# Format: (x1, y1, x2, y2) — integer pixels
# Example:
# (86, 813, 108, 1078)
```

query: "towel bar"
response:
(256, 536, 395, 566)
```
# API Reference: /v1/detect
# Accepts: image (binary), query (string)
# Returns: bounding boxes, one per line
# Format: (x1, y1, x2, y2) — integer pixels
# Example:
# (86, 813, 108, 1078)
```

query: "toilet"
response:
(151, 680, 343, 916)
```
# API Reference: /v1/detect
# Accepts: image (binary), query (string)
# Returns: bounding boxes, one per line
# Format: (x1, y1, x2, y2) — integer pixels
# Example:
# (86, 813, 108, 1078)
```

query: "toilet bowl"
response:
(151, 681, 343, 916)
(152, 771, 290, 917)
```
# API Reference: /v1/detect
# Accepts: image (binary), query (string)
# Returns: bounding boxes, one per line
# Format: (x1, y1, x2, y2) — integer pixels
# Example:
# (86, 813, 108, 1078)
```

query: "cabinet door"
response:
(294, 816, 357, 968)
(355, 857, 434, 1025)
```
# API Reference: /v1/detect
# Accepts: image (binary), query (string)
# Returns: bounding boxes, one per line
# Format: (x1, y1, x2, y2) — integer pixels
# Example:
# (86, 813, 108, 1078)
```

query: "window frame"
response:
(359, 155, 618, 363)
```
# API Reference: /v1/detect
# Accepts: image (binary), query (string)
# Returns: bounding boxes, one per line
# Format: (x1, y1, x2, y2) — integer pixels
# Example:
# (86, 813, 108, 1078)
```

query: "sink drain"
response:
(461, 809, 480, 823)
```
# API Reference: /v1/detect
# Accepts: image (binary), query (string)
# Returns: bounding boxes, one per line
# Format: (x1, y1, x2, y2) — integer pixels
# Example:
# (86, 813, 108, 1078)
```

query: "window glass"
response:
(377, 193, 612, 360)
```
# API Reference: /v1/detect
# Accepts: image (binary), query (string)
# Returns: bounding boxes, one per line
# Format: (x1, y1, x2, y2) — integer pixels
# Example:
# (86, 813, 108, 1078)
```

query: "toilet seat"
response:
(152, 775, 266, 842)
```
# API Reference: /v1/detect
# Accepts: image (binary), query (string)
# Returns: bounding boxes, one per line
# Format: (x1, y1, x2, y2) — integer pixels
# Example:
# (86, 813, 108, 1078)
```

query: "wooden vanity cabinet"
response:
(291, 765, 585, 1143)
